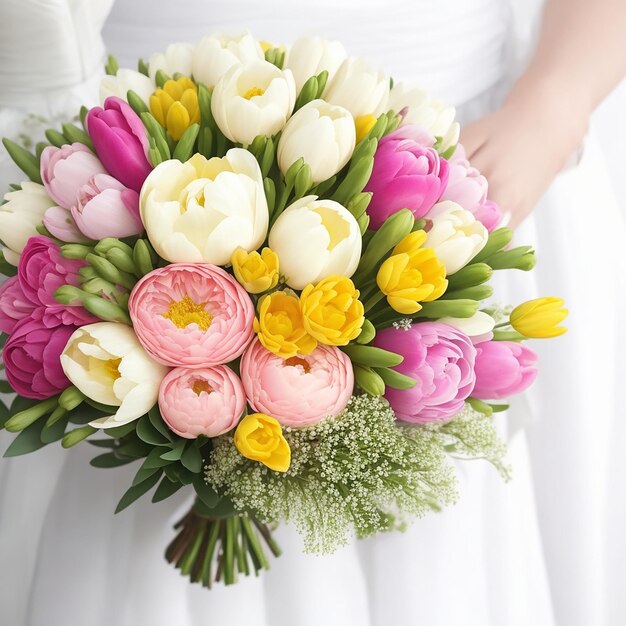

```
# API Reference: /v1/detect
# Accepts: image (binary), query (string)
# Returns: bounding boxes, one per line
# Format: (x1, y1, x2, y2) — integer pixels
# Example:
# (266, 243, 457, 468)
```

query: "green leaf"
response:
(3, 420, 46, 457)
(136, 414, 169, 446)
(193, 474, 220, 508)
(160, 440, 185, 461)
(88, 439, 117, 449)
(180, 444, 203, 473)
(115, 470, 162, 513)
(148, 406, 173, 441)
(152, 476, 184, 502)
(0, 380, 13, 394)
(90, 452, 136, 468)
(105, 421, 138, 439)
(142, 447, 173, 470)
(0, 399, 10, 429)
(40, 414, 69, 444)
(1, 138, 42, 183)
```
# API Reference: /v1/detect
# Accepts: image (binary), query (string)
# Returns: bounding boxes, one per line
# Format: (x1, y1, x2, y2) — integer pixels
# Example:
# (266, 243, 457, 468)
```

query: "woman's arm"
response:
(461, 0, 626, 229)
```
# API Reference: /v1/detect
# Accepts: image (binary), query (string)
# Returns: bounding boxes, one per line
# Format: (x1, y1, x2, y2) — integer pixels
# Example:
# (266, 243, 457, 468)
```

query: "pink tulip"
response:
(158, 365, 246, 438)
(364, 125, 449, 230)
(72, 174, 143, 240)
(128, 263, 255, 368)
(3, 318, 75, 399)
(43, 205, 90, 242)
(17, 235, 95, 327)
(0, 276, 36, 334)
(374, 322, 476, 424)
(40, 143, 107, 210)
(472, 341, 538, 400)
(86, 97, 152, 192)
(441, 143, 502, 232)
(240, 338, 354, 428)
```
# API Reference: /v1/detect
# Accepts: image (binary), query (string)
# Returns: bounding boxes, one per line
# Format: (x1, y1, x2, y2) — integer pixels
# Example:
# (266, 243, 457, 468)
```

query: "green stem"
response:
(363, 290, 386, 314)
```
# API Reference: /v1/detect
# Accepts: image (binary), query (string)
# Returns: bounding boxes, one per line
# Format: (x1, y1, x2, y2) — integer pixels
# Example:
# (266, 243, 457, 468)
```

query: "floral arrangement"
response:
(0, 33, 568, 588)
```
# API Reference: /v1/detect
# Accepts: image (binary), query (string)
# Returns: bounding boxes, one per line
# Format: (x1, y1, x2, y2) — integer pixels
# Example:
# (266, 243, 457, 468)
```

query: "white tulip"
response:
(285, 36, 347, 93)
(149, 43, 195, 81)
(277, 100, 355, 184)
(140, 149, 268, 265)
(323, 56, 390, 119)
(99, 69, 155, 106)
(60, 323, 168, 428)
(389, 83, 457, 139)
(424, 201, 489, 274)
(439, 312, 495, 338)
(269, 195, 361, 290)
(211, 60, 296, 145)
(0, 182, 55, 265)
(192, 32, 264, 88)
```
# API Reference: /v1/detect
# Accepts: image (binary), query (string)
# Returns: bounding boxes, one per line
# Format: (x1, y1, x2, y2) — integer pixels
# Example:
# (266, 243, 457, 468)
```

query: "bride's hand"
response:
(460, 84, 589, 230)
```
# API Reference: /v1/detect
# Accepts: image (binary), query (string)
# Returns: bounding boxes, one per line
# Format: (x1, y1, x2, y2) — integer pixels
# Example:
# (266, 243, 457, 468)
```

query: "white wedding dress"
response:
(1, 1, 625, 625)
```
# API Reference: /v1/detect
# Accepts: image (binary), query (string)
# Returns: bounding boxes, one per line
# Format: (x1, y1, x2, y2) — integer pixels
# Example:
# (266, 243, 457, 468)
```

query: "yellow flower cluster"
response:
(377, 230, 448, 314)
(150, 76, 200, 140)
(232, 247, 279, 294)
(235, 413, 291, 472)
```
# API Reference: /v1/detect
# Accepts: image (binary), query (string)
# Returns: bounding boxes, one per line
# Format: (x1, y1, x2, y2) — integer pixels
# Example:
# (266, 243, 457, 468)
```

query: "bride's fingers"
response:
(459, 120, 490, 159)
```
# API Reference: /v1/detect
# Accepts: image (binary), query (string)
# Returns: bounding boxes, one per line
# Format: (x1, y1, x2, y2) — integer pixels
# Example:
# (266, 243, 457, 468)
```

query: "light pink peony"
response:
(472, 340, 538, 400)
(128, 263, 255, 368)
(40, 143, 107, 210)
(441, 143, 502, 232)
(0, 276, 37, 334)
(364, 125, 449, 229)
(72, 174, 143, 240)
(240, 337, 354, 428)
(43, 206, 90, 243)
(374, 322, 476, 424)
(158, 365, 246, 438)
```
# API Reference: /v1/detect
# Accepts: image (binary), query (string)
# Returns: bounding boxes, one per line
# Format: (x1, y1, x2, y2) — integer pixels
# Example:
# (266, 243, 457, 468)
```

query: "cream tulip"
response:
(284, 35, 347, 93)
(277, 100, 355, 184)
(439, 311, 495, 339)
(0, 182, 55, 265)
(99, 69, 155, 106)
(424, 201, 489, 274)
(149, 43, 195, 81)
(60, 322, 168, 428)
(268, 195, 361, 290)
(323, 56, 390, 118)
(140, 149, 269, 265)
(192, 32, 264, 88)
(211, 60, 296, 145)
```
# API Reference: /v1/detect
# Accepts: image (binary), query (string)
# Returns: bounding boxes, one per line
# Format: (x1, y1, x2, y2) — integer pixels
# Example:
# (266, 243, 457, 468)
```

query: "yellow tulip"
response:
(354, 114, 377, 143)
(231, 247, 280, 294)
(376, 230, 448, 314)
(510, 297, 568, 338)
(300, 275, 364, 346)
(234, 413, 291, 472)
(149, 76, 200, 140)
(253, 290, 317, 359)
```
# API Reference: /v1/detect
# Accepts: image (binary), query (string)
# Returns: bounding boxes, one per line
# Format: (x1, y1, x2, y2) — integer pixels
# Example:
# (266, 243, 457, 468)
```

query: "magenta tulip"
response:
(3, 318, 75, 399)
(86, 96, 152, 192)
(472, 341, 538, 400)
(0, 276, 37, 334)
(364, 125, 449, 229)
(374, 322, 476, 424)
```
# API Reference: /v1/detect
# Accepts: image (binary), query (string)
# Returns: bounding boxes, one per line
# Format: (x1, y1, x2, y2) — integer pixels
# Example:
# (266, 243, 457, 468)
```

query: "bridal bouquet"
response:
(0, 33, 567, 588)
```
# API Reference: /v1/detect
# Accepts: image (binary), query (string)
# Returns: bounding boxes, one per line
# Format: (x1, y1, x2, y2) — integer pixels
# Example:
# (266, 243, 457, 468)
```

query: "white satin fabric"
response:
(0, 1, 624, 625)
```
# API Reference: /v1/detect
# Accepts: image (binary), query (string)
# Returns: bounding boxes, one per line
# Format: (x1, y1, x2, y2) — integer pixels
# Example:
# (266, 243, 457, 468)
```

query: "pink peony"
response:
(364, 125, 449, 229)
(240, 337, 354, 428)
(374, 322, 476, 424)
(128, 263, 255, 368)
(43, 205, 90, 243)
(72, 173, 143, 240)
(17, 235, 95, 327)
(472, 340, 538, 400)
(3, 318, 75, 399)
(86, 97, 152, 193)
(441, 143, 502, 232)
(0, 276, 37, 334)
(158, 365, 246, 438)
(40, 143, 107, 210)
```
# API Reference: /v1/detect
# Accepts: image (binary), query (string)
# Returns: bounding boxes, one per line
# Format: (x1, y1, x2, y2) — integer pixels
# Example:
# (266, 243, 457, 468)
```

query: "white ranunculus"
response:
(140, 150, 268, 265)
(211, 60, 296, 145)
(284, 36, 347, 93)
(277, 99, 356, 184)
(389, 83, 457, 139)
(192, 32, 264, 88)
(60, 323, 168, 428)
(439, 311, 495, 338)
(269, 195, 361, 290)
(149, 43, 195, 81)
(0, 182, 55, 265)
(424, 201, 489, 274)
(99, 69, 155, 106)
(323, 56, 390, 119)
